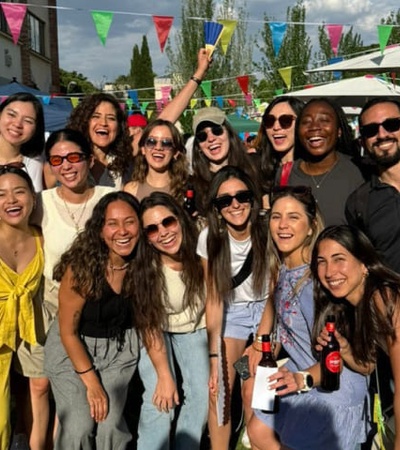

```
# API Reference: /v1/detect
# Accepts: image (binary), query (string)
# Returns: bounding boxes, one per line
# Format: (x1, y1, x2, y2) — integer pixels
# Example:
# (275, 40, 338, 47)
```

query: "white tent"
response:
(307, 44, 400, 74)
(282, 75, 400, 107)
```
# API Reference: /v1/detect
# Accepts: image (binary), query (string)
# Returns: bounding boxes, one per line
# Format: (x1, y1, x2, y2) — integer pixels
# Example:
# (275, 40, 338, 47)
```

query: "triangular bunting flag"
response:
(125, 98, 133, 110)
(190, 99, 198, 110)
(91, 11, 114, 46)
(201, 80, 212, 99)
(127, 90, 139, 106)
(161, 85, 172, 105)
(70, 97, 80, 108)
(377, 25, 393, 53)
(236, 75, 249, 94)
(227, 99, 236, 107)
(215, 96, 224, 109)
(204, 99, 212, 107)
(42, 96, 50, 105)
(278, 66, 293, 89)
(153, 16, 174, 53)
(236, 107, 243, 117)
(218, 19, 237, 54)
(269, 22, 287, 56)
(141, 102, 150, 115)
(275, 88, 284, 95)
(326, 25, 343, 57)
(1, 3, 27, 45)
(244, 93, 252, 106)
(119, 103, 126, 111)
(204, 21, 224, 57)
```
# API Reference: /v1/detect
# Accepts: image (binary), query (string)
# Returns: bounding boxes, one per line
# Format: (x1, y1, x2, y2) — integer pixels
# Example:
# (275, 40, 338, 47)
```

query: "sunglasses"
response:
(195, 125, 224, 143)
(0, 161, 26, 173)
(264, 114, 296, 129)
(213, 190, 254, 212)
(48, 152, 88, 167)
(144, 137, 174, 151)
(360, 117, 400, 139)
(144, 215, 178, 238)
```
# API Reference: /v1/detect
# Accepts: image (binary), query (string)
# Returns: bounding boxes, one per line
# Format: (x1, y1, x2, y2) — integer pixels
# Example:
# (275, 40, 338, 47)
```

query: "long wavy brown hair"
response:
(130, 119, 189, 203)
(311, 225, 400, 364)
(67, 93, 132, 178)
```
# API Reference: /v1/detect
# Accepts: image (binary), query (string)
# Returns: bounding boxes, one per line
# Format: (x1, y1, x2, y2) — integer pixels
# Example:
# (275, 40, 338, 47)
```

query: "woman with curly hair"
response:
(43, 93, 133, 189)
(196, 165, 272, 450)
(44, 191, 142, 449)
(0, 92, 45, 191)
(253, 96, 304, 194)
(124, 119, 189, 203)
(132, 192, 207, 450)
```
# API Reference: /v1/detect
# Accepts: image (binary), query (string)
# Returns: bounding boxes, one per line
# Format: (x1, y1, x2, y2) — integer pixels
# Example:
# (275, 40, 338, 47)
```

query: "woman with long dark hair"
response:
(197, 165, 271, 449)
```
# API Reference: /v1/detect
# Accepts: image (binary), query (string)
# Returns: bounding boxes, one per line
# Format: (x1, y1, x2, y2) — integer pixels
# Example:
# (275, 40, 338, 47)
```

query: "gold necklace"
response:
(59, 189, 90, 233)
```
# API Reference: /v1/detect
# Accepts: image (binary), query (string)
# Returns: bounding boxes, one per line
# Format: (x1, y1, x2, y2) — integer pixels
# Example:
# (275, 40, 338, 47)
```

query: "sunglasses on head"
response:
(144, 137, 174, 151)
(271, 185, 312, 200)
(213, 190, 254, 212)
(48, 152, 88, 167)
(195, 125, 224, 143)
(144, 215, 178, 239)
(264, 114, 296, 129)
(0, 161, 26, 173)
(360, 117, 400, 139)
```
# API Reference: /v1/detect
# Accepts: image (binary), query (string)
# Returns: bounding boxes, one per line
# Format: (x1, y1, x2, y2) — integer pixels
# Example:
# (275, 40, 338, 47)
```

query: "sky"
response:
(56, 0, 400, 86)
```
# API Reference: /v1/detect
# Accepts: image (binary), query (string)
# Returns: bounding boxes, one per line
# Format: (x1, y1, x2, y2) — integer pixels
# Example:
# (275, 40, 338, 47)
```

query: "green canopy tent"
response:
(226, 114, 260, 133)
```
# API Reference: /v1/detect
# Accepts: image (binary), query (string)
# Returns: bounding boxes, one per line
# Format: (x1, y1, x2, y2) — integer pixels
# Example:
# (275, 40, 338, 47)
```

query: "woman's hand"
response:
(152, 375, 179, 413)
(244, 344, 262, 377)
(316, 328, 350, 355)
(267, 367, 301, 396)
(86, 380, 109, 422)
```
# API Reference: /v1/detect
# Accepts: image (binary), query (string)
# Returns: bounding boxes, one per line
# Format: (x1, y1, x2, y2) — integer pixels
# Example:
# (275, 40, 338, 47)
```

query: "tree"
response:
(165, 0, 253, 105)
(59, 69, 99, 94)
(255, 0, 311, 99)
(381, 9, 400, 45)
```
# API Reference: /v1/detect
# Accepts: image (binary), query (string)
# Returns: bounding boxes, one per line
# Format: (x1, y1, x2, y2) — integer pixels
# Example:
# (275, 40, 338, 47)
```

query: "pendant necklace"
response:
(307, 158, 339, 189)
(60, 189, 90, 233)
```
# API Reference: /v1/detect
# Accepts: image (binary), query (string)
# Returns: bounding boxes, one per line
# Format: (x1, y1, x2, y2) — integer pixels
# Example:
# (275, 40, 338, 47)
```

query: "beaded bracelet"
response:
(74, 365, 95, 375)
(190, 76, 202, 86)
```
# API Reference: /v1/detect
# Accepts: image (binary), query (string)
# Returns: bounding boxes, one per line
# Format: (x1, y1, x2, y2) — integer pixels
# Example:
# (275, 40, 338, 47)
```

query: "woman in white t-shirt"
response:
(196, 165, 273, 450)
(133, 192, 207, 450)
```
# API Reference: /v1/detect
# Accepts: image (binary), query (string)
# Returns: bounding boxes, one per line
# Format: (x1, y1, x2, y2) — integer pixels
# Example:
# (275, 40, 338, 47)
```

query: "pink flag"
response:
(161, 85, 172, 105)
(244, 93, 252, 106)
(1, 3, 27, 45)
(153, 16, 174, 53)
(326, 24, 343, 56)
(156, 99, 163, 113)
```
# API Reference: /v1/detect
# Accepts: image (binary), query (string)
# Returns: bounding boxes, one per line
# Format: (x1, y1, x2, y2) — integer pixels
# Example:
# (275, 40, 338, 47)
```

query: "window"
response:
(29, 13, 45, 55)
(0, 8, 9, 34)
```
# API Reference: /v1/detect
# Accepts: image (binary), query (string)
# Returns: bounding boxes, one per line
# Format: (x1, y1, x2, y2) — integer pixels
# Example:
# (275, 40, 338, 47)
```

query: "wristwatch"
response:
(297, 371, 314, 392)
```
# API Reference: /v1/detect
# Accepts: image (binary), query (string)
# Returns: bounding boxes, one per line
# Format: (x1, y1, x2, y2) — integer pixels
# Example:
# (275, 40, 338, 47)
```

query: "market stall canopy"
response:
(307, 45, 400, 74)
(282, 75, 400, 107)
(227, 114, 260, 133)
(0, 81, 72, 131)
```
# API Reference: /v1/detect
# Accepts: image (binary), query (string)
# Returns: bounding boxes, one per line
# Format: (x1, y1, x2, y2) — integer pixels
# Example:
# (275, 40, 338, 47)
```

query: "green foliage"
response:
(166, 0, 253, 109)
(255, 0, 311, 98)
(380, 9, 400, 45)
(128, 36, 155, 101)
(59, 68, 99, 94)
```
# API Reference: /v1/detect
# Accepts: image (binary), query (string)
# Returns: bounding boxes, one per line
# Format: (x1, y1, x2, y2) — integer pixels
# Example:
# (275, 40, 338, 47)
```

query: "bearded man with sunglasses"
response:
(346, 97, 400, 273)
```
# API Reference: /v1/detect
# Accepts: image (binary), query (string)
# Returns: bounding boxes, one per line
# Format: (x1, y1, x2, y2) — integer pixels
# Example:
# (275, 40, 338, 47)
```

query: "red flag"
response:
(227, 99, 236, 107)
(1, 3, 27, 45)
(153, 16, 174, 53)
(236, 75, 249, 94)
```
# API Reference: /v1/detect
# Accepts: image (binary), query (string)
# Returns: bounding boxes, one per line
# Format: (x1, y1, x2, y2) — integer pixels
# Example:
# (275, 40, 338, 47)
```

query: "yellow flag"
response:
(278, 66, 293, 90)
(218, 20, 237, 55)
(190, 99, 198, 110)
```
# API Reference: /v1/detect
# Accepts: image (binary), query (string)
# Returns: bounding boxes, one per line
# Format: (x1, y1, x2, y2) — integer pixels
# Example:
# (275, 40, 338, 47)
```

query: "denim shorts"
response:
(222, 300, 267, 340)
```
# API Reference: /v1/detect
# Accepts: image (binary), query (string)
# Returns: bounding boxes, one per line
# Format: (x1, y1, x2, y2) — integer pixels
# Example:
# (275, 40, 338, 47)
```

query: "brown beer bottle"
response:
(320, 315, 340, 391)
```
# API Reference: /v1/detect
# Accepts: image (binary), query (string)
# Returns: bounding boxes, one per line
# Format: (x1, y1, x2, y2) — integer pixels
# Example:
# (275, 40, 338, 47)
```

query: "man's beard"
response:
(369, 139, 400, 169)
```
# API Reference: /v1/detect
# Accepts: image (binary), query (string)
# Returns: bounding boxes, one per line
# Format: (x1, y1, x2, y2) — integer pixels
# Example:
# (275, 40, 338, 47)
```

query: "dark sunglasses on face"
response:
(360, 117, 400, 139)
(144, 137, 174, 151)
(0, 161, 26, 173)
(213, 190, 254, 212)
(264, 114, 296, 129)
(195, 125, 224, 143)
(48, 152, 88, 167)
(144, 215, 178, 238)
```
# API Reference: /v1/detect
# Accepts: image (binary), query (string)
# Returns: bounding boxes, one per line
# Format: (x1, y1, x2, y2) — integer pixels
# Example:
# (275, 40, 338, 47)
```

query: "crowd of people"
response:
(2, 47, 400, 450)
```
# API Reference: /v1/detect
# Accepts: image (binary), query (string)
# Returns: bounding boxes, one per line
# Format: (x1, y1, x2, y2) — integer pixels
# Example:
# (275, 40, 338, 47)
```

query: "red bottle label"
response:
(325, 351, 340, 373)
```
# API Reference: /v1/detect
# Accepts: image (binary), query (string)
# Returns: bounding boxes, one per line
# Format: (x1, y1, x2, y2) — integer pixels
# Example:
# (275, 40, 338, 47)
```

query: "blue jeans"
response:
(137, 328, 209, 450)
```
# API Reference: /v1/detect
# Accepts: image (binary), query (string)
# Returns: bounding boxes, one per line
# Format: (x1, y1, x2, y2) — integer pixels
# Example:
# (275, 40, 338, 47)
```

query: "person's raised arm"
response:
(158, 48, 211, 124)
(58, 266, 108, 422)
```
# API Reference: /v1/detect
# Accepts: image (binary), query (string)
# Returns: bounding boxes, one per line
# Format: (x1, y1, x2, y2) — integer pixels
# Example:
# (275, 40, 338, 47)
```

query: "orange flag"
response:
(153, 16, 174, 52)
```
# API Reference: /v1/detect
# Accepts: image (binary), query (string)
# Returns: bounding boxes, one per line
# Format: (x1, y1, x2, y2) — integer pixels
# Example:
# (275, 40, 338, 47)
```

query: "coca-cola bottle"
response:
(320, 315, 340, 391)
(251, 334, 279, 413)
